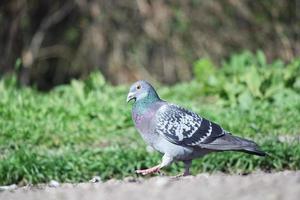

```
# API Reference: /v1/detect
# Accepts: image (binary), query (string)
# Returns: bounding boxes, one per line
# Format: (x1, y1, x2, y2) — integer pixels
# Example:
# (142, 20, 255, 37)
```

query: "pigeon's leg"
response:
(174, 160, 192, 177)
(183, 160, 192, 176)
(136, 154, 173, 175)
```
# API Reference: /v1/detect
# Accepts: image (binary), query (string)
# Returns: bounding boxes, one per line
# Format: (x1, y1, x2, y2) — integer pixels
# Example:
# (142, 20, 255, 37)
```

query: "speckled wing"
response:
(155, 104, 225, 146)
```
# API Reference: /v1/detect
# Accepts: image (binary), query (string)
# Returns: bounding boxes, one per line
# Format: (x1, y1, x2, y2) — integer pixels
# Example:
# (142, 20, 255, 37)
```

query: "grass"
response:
(0, 51, 300, 185)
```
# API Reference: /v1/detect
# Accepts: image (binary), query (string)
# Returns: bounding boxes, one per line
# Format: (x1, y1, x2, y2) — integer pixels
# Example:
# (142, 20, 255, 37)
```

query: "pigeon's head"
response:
(127, 80, 159, 103)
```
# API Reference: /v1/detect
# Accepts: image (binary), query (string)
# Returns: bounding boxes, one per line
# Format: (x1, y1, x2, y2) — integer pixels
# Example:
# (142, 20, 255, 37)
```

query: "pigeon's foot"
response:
(136, 165, 160, 175)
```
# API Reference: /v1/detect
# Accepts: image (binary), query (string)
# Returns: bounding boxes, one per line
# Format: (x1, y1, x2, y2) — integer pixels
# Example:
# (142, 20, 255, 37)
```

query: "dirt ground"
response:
(1, 171, 299, 200)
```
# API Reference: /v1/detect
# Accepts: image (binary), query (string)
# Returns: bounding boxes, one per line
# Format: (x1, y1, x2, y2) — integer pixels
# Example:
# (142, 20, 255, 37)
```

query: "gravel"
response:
(1, 171, 299, 200)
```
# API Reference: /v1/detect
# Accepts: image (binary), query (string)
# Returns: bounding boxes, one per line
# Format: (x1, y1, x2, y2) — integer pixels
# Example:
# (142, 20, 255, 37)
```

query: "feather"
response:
(155, 104, 225, 146)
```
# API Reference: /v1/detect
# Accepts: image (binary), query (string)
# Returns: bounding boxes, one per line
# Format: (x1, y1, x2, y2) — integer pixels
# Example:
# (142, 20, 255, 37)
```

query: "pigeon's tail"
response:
(200, 133, 267, 156)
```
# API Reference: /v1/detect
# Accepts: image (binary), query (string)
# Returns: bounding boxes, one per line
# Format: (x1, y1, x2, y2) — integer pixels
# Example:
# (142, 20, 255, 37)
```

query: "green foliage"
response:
(193, 58, 216, 84)
(193, 51, 300, 109)
(0, 52, 300, 185)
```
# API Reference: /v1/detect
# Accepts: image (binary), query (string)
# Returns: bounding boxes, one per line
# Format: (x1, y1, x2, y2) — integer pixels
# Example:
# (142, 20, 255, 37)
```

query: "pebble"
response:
(49, 180, 60, 188)
(89, 176, 102, 183)
(0, 184, 17, 191)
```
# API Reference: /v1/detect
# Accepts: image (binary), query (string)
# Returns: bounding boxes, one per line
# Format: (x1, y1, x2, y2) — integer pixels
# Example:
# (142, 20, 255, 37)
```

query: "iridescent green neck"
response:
(133, 91, 160, 115)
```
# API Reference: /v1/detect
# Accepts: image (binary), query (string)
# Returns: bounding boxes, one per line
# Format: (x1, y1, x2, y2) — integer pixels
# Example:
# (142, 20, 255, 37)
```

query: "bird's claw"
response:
(136, 166, 160, 175)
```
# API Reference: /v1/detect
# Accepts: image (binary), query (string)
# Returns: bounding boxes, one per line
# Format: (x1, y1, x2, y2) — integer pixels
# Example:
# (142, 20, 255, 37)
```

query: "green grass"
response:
(0, 51, 300, 185)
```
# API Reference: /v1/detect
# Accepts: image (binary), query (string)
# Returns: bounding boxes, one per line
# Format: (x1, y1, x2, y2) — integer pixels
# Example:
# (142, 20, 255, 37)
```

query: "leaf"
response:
(264, 83, 284, 98)
(243, 66, 262, 97)
(71, 79, 85, 103)
(256, 50, 266, 67)
(85, 72, 106, 90)
(293, 77, 300, 91)
(193, 58, 216, 83)
(223, 81, 245, 105)
(238, 90, 253, 110)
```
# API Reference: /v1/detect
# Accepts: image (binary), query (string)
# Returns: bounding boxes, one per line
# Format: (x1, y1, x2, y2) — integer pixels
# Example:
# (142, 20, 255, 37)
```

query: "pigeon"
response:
(127, 80, 266, 176)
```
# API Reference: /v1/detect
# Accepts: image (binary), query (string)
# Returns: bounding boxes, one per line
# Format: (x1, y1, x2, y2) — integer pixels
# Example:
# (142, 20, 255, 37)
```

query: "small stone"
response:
(0, 184, 17, 191)
(89, 176, 102, 183)
(49, 180, 60, 188)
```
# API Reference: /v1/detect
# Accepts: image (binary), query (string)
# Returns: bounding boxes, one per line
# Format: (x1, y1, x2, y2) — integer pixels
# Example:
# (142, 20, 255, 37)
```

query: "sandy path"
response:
(1, 171, 299, 200)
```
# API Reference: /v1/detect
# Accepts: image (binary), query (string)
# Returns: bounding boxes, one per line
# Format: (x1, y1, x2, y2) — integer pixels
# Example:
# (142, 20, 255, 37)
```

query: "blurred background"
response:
(0, 0, 299, 90)
(0, 0, 300, 185)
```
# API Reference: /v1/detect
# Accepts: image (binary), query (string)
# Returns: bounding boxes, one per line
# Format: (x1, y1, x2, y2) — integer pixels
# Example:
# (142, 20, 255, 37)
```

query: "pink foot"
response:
(136, 165, 160, 175)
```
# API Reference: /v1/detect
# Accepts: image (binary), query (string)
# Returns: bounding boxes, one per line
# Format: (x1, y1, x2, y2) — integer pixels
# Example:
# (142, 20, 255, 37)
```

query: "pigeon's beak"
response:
(126, 92, 136, 103)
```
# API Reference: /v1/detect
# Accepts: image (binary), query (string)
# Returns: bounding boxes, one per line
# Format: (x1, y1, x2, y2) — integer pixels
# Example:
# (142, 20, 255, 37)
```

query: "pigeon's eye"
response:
(136, 85, 141, 90)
